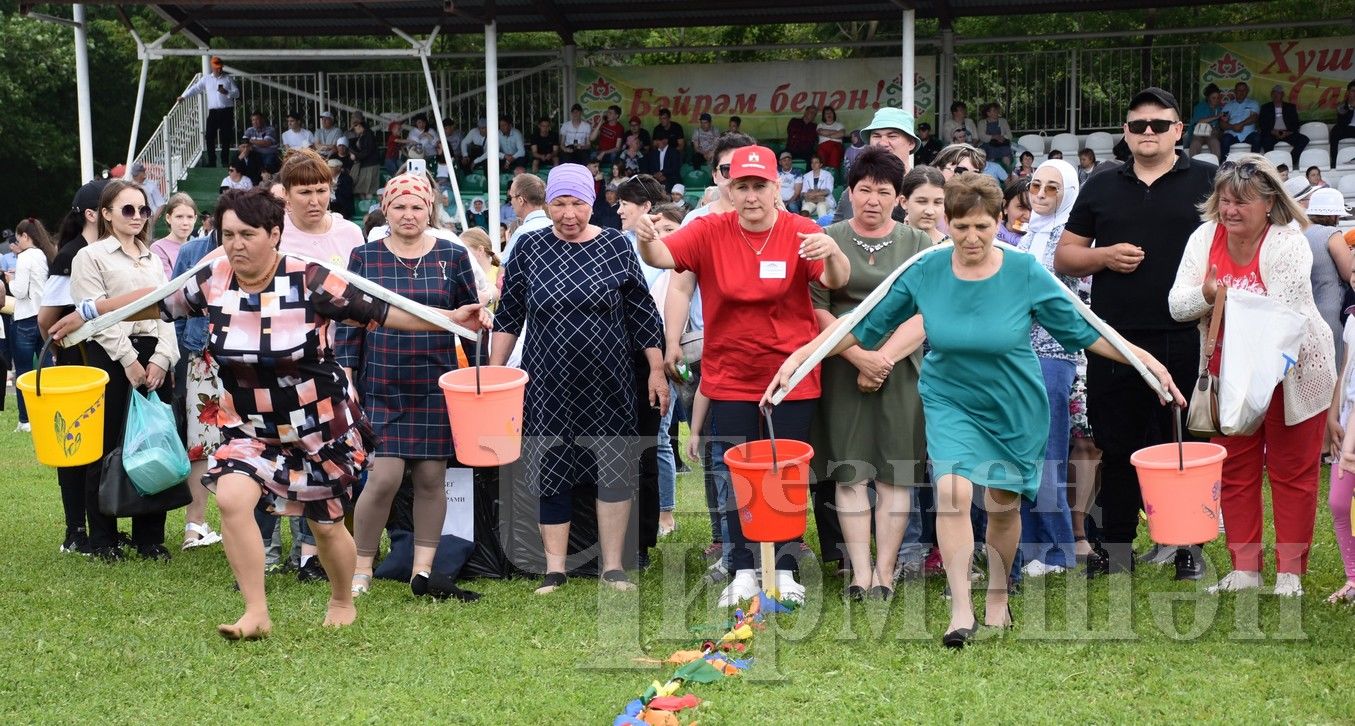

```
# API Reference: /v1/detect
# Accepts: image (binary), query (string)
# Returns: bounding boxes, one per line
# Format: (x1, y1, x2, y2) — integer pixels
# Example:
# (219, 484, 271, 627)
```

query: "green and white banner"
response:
(1199, 37, 1354, 121)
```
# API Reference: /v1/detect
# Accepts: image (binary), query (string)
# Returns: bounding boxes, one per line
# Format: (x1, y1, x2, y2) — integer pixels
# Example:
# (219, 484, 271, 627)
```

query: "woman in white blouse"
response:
(799, 156, 836, 219)
(1168, 154, 1334, 598)
(10, 217, 56, 432)
(70, 180, 179, 562)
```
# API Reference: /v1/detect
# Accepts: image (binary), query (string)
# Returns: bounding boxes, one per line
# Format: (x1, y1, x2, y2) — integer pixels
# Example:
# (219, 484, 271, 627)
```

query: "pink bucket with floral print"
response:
(1131, 442, 1227, 546)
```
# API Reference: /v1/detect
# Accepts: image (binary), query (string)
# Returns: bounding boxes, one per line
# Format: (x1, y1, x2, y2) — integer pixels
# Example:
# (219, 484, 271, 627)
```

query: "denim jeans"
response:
(658, 381, 677, 512)
(1019, 357, 1077, 569)
(11, 317, 41, 423)
(898, 487, 926, 564)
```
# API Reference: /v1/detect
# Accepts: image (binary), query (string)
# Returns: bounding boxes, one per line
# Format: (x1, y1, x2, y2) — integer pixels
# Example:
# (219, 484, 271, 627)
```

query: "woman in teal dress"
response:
(766, 173, 1184, 649)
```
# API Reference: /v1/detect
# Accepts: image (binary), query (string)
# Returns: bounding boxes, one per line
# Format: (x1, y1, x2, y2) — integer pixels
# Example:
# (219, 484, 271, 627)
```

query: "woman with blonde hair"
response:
(1169, 154, 1335, 597)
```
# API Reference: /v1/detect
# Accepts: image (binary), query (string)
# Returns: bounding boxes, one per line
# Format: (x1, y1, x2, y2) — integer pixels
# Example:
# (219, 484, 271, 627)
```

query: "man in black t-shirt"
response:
(651, 107, 686, 157)
(1054, 87, 1217, 581)
(528, 117, 559, 173)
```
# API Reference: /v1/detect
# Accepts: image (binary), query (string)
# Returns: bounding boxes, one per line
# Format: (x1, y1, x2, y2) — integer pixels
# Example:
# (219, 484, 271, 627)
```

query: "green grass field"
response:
(2, 391, 1352, 724)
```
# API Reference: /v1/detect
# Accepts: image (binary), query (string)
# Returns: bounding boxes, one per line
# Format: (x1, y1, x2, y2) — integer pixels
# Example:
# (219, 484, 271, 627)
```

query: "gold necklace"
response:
(737, 215, 777, 256)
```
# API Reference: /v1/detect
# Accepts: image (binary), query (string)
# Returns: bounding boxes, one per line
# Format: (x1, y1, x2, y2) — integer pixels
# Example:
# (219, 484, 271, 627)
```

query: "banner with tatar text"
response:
(1199, 37, 1354, 121)
(577, 56, 937, 142)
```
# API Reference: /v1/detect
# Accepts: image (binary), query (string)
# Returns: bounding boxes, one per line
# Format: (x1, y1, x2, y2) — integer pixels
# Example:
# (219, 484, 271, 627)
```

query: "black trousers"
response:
(204, 107, 235, 167)
(1086, 327, 1199, 549)
(84, 336, 167, 549)
(632, 353, 660, 555)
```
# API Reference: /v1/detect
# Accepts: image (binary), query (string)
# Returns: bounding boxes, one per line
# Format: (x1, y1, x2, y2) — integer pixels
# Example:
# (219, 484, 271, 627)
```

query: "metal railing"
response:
(951, 44, 1201, 134)
(133, 73, 204, 197)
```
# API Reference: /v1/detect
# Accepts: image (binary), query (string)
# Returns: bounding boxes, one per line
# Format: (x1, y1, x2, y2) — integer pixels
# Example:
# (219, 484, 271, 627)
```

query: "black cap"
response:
(71, 179, 109, 215)
(1129, 86, 1179, 114)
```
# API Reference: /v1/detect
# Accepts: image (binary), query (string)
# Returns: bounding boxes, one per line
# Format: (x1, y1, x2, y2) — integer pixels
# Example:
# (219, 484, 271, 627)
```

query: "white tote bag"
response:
(1217, 287, 1306, 436)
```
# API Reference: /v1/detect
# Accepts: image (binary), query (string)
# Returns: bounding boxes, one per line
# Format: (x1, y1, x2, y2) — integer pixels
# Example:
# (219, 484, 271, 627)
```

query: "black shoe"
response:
(116, 532, 136, 549)
(135, 544, 172, 561)
(412, 571, 482, 603)
(1174, 547, 1205, 581)
(91, 545, 127, 563)
(297, 558, 329, 583)
(1084, 544, 1135, 579)
(61, 529, 91, 555)
(942, 624, 977, 649)
(844, 585, 866, 602)
(866, 585, 893, 602)
(637, 550, 652, 571)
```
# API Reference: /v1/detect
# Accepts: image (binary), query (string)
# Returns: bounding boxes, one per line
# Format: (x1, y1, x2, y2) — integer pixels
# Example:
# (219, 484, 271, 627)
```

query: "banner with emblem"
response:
(1199, 37, 1354, 121)
(576, 56, 937, 143)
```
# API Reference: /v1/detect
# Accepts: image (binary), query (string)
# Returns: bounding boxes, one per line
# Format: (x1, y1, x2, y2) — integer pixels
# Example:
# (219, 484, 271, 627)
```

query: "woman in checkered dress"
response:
(51, 187, 489, 639)
(340, 173, 481, 601)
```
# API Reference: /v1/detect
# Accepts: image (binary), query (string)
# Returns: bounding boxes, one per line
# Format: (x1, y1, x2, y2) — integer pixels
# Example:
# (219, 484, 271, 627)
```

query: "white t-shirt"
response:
(12, 247, 49, 320)
(778, 170, 800, 203)
(281, 128, 315, 152)
(817, 121, 845, 146)
(561, 119, 592, 148)
(221, 175, 254, 191)
(1342, 316, 1355, 426)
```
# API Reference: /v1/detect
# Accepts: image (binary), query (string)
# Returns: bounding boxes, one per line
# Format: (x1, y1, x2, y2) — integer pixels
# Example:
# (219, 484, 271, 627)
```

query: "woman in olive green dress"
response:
(811, 148, 931, 601)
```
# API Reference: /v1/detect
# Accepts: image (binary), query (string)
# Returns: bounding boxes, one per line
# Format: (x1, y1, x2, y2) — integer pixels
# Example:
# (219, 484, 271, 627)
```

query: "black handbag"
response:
(99, 446, 191, 517)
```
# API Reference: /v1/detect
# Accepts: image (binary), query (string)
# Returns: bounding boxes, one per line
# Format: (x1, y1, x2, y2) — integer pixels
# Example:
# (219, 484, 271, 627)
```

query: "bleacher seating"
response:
(1299, 122, 1330, 145)
(1050, 133, 1079, 157)
(1262, 150, 1291, 168)
(1336, 147, 1355, 170)
(1017, 134, 1045, 156)
(1194, 152, 1219, 165)
(1085, 132, 1114, 156)
(1338, 174, 1355, 196)
(1299, 148, 1331, 171)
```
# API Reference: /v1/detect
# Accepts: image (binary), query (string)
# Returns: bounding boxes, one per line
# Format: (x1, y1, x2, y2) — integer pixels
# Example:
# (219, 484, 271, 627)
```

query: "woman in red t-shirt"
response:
(1168, 155, 1336, 598)
(635, 145, 851, 606)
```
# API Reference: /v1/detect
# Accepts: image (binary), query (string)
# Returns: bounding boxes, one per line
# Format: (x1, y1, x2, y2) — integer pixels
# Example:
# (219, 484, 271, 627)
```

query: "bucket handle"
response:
(1172, 403, 1184, 471)
(34, 336, 87, 398)
(758, 404, 778, 472)
(474, 328, 483, 396)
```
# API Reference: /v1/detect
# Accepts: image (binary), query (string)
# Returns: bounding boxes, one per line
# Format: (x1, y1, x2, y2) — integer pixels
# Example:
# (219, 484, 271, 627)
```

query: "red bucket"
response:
(723, 438, 814, 542)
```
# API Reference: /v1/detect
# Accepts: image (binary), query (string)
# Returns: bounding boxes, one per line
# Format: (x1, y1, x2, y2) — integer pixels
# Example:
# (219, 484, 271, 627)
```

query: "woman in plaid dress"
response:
(51, 188, 489, 639)
(340, 173, 482, 601)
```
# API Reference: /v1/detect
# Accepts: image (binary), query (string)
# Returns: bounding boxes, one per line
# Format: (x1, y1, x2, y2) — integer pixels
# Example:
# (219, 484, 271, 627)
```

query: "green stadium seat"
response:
(683, 170, 711, 190)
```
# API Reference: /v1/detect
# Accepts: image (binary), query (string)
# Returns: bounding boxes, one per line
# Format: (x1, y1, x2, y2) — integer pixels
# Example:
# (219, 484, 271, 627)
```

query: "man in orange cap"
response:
(177, 56, 240, 167)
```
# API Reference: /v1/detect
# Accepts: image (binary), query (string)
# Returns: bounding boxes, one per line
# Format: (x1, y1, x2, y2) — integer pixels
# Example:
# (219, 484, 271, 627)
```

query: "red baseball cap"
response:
(725, 146, 778, 182)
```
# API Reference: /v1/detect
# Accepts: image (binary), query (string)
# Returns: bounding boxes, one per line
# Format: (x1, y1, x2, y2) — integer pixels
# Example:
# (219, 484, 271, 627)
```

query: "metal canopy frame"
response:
(28, 0, 1265, 247)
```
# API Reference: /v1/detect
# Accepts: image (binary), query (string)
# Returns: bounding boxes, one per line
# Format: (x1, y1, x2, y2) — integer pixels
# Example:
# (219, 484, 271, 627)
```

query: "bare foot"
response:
(984, 595, 1012, 628)
(322, 600, 357, 628)
(217, 612, 272, 641)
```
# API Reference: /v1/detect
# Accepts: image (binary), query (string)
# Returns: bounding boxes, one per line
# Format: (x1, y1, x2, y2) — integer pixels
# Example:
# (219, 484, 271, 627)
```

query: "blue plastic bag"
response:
(123, 390, 190, 496)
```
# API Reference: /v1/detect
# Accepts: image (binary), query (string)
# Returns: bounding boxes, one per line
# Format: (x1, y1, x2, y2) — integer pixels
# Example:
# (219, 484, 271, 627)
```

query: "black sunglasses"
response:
(118, 204, 154, 220)
(1217, 160, 1262, 179)
(717, 164, 731, 178)
(1126, 118, 1178, 134)
(951, 165, 973, 175)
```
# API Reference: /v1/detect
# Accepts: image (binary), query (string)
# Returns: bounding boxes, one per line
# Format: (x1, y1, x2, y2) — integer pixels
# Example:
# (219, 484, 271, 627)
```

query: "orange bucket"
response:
(724, 438, 814, 542)
(1131, 441, 1227, 546)
(438, 366, 529, 467)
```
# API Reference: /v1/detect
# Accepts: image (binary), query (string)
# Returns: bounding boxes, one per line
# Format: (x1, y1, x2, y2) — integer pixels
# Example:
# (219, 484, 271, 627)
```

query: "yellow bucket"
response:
(16, 357, 110, 467)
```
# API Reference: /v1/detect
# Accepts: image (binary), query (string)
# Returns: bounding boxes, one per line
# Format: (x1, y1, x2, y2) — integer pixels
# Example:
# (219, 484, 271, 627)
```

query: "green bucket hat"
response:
(859, 107, 919, 146)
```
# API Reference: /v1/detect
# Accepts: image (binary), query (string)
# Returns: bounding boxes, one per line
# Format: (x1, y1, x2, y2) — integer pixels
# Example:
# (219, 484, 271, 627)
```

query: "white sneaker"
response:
(1022, 560, 1066, 578)
(15, 422, 31, 433)
(1273, 572, 1303, 597)
(773, 570, 805, 605)
(1207, 570, 1262, 594)
(717, 569, 759, 607)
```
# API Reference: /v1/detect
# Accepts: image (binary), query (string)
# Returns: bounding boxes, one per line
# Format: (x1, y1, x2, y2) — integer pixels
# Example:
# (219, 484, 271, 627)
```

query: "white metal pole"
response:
(125, 57, 151, 177)
(940, 27, 955, 127)
(562, 44, 577, 115)
(485, 20, 501, 252)
(419, 51, 469, 232)
(73, 4, 94, 181)
(901, 9, 915, 118)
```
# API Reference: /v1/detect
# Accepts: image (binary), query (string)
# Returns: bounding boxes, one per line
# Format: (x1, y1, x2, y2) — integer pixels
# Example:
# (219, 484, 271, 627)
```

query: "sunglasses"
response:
(1126, 119, 1178, 134)
(1028, 181, 1061, 194)
(1217, 160, 1263, 180)
(951, 166, 973, 175)
(118, 204, 154, 220)
(717, 164, 731, 178)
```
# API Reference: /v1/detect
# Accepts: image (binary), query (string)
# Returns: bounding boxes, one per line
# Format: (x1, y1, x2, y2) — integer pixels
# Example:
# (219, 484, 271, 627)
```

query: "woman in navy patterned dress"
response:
(490, 164, 667, 595)
(339, 173, 482, 601)
(52, 188, 489, 639)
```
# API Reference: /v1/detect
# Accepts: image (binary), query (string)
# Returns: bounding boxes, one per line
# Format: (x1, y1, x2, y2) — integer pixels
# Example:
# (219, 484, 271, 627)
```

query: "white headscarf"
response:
(1021, 158, 1080, 265)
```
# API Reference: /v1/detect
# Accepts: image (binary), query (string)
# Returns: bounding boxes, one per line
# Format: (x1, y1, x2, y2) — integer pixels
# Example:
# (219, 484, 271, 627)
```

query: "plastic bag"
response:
(123, 390, 190, 496)
(1218, 288, 1306, 436)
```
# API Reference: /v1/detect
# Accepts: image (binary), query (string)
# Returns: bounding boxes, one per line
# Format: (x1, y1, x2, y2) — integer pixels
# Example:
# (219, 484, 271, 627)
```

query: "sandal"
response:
(351, 573, 373, 597)
(601, 569, 637, 592)
(1073, 536, 1092, 566)
(535, 571, 568, 595)
(182, 522, 222, 550)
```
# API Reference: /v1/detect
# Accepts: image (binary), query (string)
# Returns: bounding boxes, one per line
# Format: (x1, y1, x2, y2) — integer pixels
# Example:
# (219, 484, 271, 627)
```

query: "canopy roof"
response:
(32, 0, 1253, 44)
